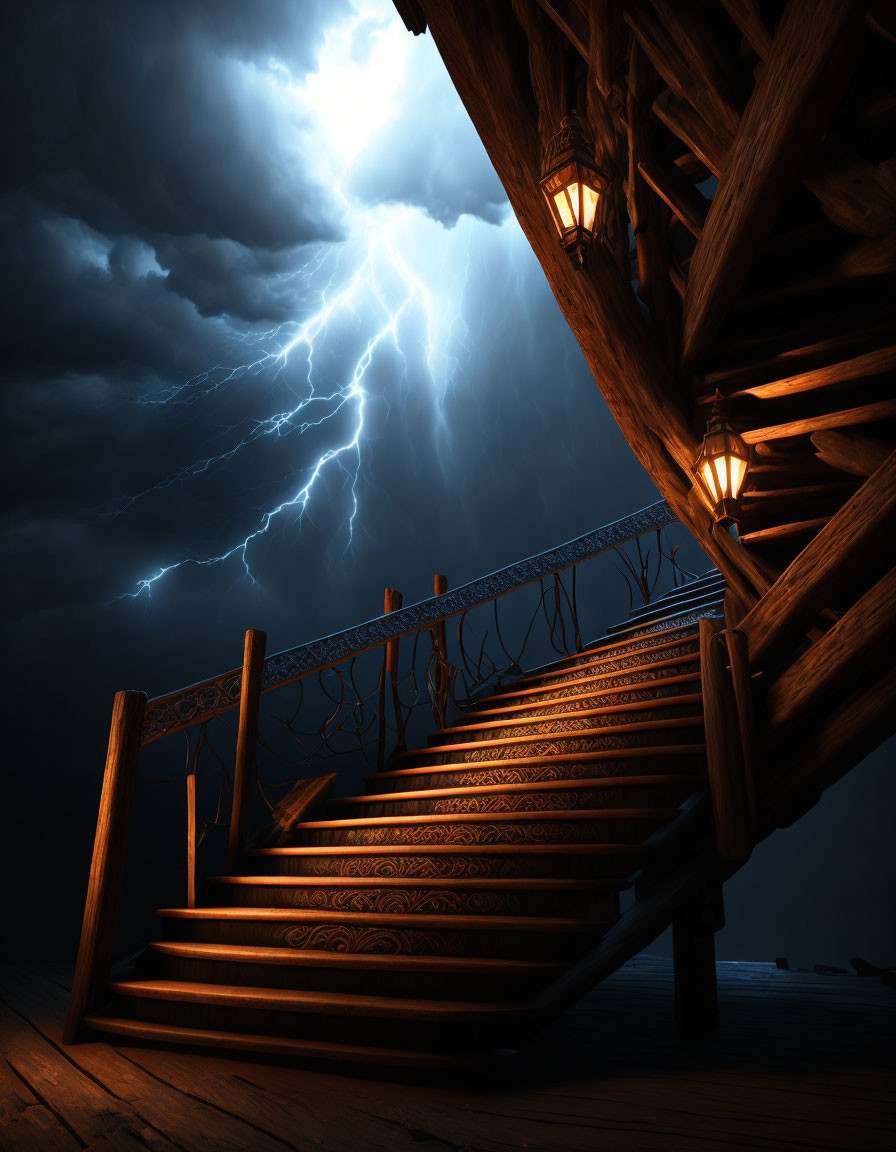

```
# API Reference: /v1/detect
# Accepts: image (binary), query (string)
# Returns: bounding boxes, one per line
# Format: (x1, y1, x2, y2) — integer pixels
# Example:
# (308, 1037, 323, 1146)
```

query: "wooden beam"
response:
(811, 429, 893, 477)
(742, 399, 896, 444)
(719, 0, 773, 59)
(637, 158, 708, 238)
(765, 662, 896, 829)
(625, 0, 741, 142)
(767, 564, 896, 735)
(739, 517, 831, 545)
(652, 89, 727, 177)
(682, 0, 865, 367)
(741, 451, 896, 668)
(533, 0, 589, 59)
(703, 346, 896, 403)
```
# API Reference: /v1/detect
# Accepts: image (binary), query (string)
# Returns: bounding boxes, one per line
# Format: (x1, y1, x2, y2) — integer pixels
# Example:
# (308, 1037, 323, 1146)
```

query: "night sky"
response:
(2, 0, 893, 970)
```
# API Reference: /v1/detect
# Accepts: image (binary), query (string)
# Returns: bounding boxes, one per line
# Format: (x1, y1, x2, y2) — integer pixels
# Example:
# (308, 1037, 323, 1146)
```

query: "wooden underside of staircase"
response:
(85, 572, 726, 1067)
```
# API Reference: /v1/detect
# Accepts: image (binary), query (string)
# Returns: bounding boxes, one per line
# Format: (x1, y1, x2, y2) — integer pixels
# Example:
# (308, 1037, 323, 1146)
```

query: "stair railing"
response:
(66, 498, 701, 1042)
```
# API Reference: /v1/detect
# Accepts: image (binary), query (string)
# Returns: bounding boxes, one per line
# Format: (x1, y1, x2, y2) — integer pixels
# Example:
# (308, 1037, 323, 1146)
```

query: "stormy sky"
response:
(2, 0, 892, 968)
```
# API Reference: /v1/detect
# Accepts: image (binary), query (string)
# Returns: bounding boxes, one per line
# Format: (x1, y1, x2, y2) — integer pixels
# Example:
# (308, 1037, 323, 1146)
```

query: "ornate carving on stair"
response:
(279, 923, 450, 955)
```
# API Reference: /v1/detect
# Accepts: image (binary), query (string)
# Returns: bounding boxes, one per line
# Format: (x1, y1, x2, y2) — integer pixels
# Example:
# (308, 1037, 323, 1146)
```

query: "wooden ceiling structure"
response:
(393, 0, 896, 832)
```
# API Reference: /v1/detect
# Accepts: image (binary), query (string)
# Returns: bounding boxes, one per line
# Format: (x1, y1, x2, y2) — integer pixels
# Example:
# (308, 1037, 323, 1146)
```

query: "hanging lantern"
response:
(539, 111, 608, 266)
(692, 396, 751, 527)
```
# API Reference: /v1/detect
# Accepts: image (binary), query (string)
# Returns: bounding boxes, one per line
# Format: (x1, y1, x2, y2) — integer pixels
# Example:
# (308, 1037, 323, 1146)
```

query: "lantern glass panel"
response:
(553, 188, 574, 230)
(700, 459, 720, 503)
(582, 183, 599, 231)
(729, 454, 747, 499)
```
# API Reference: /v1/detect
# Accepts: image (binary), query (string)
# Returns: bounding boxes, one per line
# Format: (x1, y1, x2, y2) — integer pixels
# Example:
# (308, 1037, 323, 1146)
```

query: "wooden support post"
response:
(673, 883, 724, 1034)
(724, 628, 759, 836)
(432, 574, 449, 730)
(64, 689, 147, 1044)
(699, 617, 753, 862)
(227, 629, 266, 873)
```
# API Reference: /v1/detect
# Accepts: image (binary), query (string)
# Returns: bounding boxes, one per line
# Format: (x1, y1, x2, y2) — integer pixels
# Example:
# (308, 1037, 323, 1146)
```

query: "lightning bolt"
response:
(113, 4, 478, 601)
(116, 218, 467, 599)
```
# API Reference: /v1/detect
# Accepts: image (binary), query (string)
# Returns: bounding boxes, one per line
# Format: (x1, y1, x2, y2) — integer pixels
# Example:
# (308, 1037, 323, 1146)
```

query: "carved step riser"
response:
(524, 626, 698, 680)
(346, 783, 695, 821)
(246, 852, 640, 880)
(371, 753, 706, 793)
(486, 642, 700, 704)
(163, 917, 597, 960)
(111, 995, 517, 1053)
(302, 815, 666, 848)
(610, 594, 725, 634)
(401, 725, 704, 766)
(432, 703, 702, 746)
(611, 610, 722, 642)
(153, 955, 551, 1003)
(207, 881, 620, 919)
(453, 671, 701, 724)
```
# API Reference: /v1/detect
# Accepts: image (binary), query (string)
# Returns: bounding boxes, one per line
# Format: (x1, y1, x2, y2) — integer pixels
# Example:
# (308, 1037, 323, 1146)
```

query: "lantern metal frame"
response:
(539, 111, 609, 266)
(692, 395, 751, 528)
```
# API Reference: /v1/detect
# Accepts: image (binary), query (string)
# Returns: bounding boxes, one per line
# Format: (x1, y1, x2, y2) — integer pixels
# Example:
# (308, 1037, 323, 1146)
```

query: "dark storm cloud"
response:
(349, 48, 509, 228)
(1, 0, 346, 251)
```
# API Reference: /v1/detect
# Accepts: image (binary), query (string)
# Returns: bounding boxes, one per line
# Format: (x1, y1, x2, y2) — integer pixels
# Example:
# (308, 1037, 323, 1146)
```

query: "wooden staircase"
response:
(84, 572, 725, 1067)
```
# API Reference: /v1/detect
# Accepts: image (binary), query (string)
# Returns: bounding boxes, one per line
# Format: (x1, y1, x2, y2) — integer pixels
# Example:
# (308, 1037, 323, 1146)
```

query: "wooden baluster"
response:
(227, 628, 266, 873)
(384, 589, 405, 753)
(433, 574, 448, 730)
(699, 616, 752, 862)
(64, 689, 147, 1044)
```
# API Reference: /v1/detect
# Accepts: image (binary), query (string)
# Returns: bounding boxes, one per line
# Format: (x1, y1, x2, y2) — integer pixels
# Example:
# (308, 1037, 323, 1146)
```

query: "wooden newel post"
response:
(227, 628, 266, 872)
(433, 574, 448, 730)
(64, 689, 147, 1044)
(381, 588, 405, 754)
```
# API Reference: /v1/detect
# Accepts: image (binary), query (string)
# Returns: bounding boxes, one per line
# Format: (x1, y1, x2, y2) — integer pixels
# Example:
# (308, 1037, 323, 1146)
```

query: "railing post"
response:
(384, 589, 405, 753)
(227, 628, 266, 872)
(186, 750, 197, 909)
(699, 617, 753, 862)
(64, 689, 147, 1044)
(432, 574, 448, 730)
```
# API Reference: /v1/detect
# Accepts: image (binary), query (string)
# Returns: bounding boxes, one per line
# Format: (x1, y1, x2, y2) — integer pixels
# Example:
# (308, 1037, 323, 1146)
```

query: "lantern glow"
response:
(539, 112, 608, 265)
(692, 399, 751, 527)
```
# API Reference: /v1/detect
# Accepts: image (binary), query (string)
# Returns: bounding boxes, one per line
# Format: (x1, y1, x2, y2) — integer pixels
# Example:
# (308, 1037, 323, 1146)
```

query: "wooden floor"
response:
(2, 957, 893, 1151)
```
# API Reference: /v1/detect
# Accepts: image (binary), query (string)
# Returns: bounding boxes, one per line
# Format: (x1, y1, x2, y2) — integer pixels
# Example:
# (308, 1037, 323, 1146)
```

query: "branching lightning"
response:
(116, 6, 471, 600)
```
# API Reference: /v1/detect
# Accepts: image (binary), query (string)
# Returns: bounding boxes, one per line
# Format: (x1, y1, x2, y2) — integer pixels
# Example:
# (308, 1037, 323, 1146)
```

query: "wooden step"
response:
(244, 842, 646, 880)
(110, 978, 531, 1023)
(450, 668, 701, 724)
(87, 1015, 516, 1068)
(158, 905, 606, 959)
(473, 639, 701, 707)
(393, 717, 704, 767)
(147, 942, 565, 1001)
(206, 871, 627, 917)
(373, 745, 707, 791)
(505, 625, 699, 688)
(331, 774, 700, 811)
(428, 693, 703, 745)
(610, 588, 725, 632)
(108, 977, 535, 1050)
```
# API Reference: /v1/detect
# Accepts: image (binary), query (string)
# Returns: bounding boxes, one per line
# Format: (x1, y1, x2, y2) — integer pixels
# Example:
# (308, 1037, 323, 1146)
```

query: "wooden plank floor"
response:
(1, 957, 893, 1151)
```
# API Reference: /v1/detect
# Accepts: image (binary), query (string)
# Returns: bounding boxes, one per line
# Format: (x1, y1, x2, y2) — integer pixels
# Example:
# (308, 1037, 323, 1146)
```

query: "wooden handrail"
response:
(140, 499, 678, 744)
(64, 690, 147, 1043)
